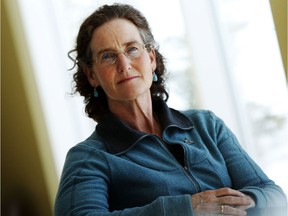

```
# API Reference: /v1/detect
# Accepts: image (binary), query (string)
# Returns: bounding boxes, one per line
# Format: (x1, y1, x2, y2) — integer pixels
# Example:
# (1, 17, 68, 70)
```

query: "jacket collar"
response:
(96, 99, 193, 154)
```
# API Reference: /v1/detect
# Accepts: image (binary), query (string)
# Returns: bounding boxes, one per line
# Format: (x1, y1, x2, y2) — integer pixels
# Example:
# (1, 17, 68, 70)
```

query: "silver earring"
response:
(153, 73, 158, 82)
(93, 88, 99, 97)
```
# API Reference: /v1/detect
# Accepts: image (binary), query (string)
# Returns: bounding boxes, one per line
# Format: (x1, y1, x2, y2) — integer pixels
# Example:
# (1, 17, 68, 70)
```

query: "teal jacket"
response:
(54, 100, 287, 215)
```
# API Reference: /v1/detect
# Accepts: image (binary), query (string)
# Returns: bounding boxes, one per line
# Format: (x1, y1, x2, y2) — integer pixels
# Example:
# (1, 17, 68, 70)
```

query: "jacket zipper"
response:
(158, 135, 201, 193)
(182, 159, 201, 193)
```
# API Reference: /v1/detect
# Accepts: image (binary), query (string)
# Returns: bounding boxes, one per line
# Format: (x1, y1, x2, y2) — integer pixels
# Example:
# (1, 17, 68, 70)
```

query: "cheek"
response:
(138, 56, 155, 73)
(94, 68, 113, 85)
(96, 72, 119, 95)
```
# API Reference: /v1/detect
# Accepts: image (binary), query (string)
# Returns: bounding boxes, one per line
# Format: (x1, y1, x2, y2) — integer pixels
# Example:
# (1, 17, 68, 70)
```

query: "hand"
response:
(191, 188, 255, 216)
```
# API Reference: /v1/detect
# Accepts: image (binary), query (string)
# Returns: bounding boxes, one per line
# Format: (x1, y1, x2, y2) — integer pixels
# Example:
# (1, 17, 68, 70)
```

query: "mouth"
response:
(117, 76, 140, 84)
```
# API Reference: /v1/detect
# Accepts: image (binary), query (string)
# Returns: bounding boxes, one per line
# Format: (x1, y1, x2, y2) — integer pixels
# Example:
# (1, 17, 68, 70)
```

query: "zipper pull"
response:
(184, 138, 194, 144)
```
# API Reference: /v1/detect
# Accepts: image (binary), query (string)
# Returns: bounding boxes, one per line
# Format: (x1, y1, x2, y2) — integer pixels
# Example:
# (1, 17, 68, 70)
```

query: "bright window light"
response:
(17, 0, 287, 197)
(213, 0, 288, 194)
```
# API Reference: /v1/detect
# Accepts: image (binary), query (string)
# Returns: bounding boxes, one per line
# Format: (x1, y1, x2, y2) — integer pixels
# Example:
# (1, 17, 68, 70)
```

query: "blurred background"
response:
(2, 0, 287, 215)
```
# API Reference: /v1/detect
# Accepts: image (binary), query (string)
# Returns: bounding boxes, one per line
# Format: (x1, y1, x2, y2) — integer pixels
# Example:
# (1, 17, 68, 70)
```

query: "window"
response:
(17, 0, 287, 195)
(181, 0, 288, 194)
(215, 0, 288, 194)
(17, 0, 193, 176)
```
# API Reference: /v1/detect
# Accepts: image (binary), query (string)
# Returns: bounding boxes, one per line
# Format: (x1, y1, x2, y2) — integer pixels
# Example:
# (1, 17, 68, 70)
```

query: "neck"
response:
(108, 95, 161, 136)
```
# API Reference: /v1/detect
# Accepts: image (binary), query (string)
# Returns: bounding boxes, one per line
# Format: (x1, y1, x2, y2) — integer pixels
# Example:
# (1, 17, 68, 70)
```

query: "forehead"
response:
(90, 19, 143, 52)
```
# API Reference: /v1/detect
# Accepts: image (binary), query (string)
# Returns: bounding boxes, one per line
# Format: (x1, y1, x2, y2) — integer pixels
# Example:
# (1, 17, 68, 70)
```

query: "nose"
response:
(116, 52, 131, 72)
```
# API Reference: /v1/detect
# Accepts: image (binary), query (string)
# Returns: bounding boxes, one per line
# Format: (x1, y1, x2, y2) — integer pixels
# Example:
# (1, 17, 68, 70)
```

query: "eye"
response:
(100, 52, 116, 62)
(126, 45, 140, 55)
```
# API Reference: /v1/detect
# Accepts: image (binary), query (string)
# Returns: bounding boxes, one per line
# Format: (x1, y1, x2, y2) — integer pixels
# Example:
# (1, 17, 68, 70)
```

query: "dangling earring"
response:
(93, 88, 99, 97)
(153, 73, 158, 82)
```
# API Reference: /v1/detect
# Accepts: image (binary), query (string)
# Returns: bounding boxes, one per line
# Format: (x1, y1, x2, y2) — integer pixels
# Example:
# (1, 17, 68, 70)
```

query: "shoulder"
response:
(61, 131, 110, 176)
(177, 109, 230, 138)
(180, 109, 222, 125)
(67, 131, 108, 158)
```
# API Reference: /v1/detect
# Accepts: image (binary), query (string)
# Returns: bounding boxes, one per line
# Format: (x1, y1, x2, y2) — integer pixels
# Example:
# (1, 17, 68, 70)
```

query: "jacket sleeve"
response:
(54, 144, 193, 216)
(210, 111, 287, 209)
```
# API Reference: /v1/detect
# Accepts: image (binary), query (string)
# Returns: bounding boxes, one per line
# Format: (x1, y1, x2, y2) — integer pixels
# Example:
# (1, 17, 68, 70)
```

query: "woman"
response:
(54, 3, 287, 216)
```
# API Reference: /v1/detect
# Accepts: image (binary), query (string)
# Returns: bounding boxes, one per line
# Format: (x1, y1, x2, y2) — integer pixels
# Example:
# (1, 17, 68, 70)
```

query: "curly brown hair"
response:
(69, 3, 169, 122)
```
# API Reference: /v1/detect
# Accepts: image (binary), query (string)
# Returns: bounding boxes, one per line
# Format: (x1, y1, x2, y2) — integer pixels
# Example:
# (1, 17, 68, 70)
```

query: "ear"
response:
(149, 48, 157, 71)
(83, 66, 99, 87)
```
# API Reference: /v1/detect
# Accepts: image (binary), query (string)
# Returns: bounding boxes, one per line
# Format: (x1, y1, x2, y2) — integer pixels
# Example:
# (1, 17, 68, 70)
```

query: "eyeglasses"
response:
(92, 42, 150, 67)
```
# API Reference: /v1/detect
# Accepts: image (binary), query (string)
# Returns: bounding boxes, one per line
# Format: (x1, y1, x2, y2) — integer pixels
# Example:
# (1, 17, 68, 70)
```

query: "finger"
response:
(217, 195, 252, 206)
(218, 204, 247, 216)
(195, 203, 247, 216)
(215, 188, 246, 198)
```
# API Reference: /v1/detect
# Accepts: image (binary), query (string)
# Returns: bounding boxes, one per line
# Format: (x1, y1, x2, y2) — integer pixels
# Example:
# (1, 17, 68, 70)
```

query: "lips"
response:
(117, 76, 140, 84)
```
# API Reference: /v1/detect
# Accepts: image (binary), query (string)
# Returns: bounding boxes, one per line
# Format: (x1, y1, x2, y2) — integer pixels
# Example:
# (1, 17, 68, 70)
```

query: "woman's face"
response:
(85, 18, 156, 104)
